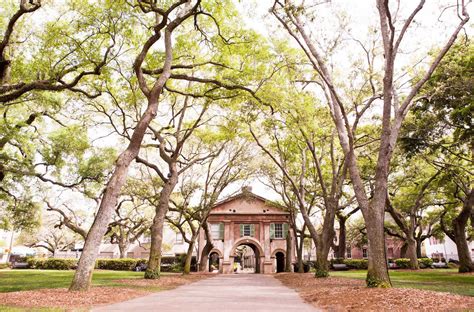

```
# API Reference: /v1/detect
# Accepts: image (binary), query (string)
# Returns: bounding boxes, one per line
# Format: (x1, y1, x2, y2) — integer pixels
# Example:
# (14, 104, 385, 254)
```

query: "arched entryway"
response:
(275, 251, 285, 273)
(209, 252, 220, 273)
(230, 238, 264, 274)
(235, 244, 259, 273)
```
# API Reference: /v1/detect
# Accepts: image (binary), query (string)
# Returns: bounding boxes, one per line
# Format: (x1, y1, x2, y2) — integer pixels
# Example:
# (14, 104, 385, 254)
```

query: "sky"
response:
(2, 0, 472, 228)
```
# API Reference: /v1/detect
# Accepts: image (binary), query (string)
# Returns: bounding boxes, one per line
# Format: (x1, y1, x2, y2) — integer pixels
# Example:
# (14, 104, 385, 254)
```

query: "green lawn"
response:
(0, 269, 144, 293)
(331, 269, 474, 297)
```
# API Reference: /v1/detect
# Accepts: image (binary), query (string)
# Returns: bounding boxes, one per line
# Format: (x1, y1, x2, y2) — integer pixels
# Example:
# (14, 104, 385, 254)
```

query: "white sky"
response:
(3, 0, 472, 226)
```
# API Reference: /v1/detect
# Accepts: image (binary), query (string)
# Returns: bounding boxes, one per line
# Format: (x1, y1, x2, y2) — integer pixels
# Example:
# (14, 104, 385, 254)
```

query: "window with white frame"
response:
(362, 248, 368, 258)
(240, 224, 255, 237)
(270, 223, 288, 239)
(242, 224, 252, 236)
(211, 223, 224, 240)
(274, 223, 283, 238)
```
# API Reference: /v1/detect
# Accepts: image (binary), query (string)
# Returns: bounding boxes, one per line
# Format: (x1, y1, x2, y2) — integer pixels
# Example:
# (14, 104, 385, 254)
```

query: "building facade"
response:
(424, 235, 474, 261)
(197, 190, 295, 274)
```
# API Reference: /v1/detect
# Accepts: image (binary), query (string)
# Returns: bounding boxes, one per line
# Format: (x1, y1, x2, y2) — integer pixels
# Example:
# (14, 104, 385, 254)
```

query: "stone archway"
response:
(275, 252, 285, 273)
(208, 249, 223, 273)
(230, 237, 265, 274)
(272, 249, 286, 273)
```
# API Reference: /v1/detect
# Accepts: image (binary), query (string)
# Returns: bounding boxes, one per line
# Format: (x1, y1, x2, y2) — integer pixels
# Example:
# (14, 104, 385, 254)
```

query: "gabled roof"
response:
(211, 190, 287, 212)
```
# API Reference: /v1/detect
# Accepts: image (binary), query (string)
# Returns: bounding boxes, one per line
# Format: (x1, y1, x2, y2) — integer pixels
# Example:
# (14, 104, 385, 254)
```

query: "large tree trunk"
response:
(290, 222, 304, 273)
(199, 221, 213, 272)
(416, 238, 423, 258)
(452, 189, 474, 273)
(285, 231, 292, 272)
(405, 236, 419, 270)
(335, 216, 347, 258)
(400, 242, 407, 258)
(297, 233, 305, 273)
(69, 99, 159, 291)
(364, 200, 391, 287)
(183, 235, 197, 275)
(315, 201, 336, 277)
(315, 239, 330, 277)
(145, 177, 177, 279)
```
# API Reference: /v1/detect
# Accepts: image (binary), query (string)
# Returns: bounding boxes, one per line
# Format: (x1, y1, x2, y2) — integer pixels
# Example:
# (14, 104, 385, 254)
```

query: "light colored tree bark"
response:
(271, 0, 469, 287)
(69, 1, 200, 291)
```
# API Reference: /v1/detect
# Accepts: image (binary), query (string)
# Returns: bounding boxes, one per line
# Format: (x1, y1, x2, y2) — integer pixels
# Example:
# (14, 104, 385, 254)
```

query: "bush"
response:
(26, 257, 41, 269)
(96, 258, 139, 271)
(293, 262, 311, 273)
(41, 258, 77, 270)
(394, 258, 411, 269)
(95, 257, 191, 272)
(331, 258, 345, 265)
(26, 258, 77, 270)
(161, 256, 178, 272)
(418, 258, 433, 268)
(0, 263, 10, 269)
(343, 259, 368, 269)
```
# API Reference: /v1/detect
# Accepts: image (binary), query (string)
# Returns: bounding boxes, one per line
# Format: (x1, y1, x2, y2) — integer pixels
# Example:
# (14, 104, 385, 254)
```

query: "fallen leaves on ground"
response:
(275, 273, 474, 312)
(116, 273, 211, 289)
(0, 287, 149, 309)
(0, 273, 211, 310)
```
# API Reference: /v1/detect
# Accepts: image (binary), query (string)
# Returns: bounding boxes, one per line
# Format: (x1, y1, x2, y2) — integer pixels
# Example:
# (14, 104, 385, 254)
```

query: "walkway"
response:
(93, 274, 319, 312)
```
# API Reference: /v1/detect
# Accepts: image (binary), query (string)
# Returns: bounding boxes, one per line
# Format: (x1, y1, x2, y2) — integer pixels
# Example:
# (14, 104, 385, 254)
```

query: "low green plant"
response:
(331, 258, 345, 265)
(343, 259, 368, 269)
(0, 263, 10, 269)
(418, 258, 433, 268)
(96, 258, 139, 271)
(394, 258, 411, 269)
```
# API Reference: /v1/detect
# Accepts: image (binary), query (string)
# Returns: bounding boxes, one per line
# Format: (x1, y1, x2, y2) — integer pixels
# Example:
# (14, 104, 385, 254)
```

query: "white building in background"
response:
(423, 235, 474, 261)
(50, 223, 193, 260)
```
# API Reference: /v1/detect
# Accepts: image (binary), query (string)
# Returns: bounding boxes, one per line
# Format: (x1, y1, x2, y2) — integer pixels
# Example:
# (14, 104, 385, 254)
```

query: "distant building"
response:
(50, 223, 192, 260)
(423, 235, 474, 261)
(197, 188, 294, 274)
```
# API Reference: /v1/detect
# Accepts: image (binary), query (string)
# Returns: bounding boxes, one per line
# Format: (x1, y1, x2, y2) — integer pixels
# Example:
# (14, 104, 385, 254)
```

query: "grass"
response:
(0, 269, 146, 293)
(330, 268, 474, 297)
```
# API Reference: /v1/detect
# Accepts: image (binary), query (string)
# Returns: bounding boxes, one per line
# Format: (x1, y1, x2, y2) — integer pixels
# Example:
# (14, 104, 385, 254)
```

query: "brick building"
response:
(198, 189, 295, 273)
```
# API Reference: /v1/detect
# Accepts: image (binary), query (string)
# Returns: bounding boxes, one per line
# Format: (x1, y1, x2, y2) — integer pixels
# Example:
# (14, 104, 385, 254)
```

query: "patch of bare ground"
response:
(0, 273, 211, 310)
(275, 273, 474, 312)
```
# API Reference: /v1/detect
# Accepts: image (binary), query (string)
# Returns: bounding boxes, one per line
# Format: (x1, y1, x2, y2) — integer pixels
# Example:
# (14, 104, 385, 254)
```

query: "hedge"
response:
(394, 258, 411, 268)
(392, 258, 434, 269)
(0, 263, 10, 269)
(24, 255, 197, 272)
(96, 258, 140, 271)
(27, 258, 77, 270)
(343, 259, 368, 269)
(418, 257, 433, 268)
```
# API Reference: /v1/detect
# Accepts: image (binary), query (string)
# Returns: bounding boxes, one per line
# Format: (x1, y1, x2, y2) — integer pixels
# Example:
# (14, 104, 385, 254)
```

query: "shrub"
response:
(161, 256, 178, 272)
(343, 259, 368, 269)
(418, 258, 433, 268)
(96, 258, 139, 271)
(331, 258, 345, 265)
(0, 263, 10, 269)
(26, 257, 40, 269)
(293, 262, 311, 273)
(448, 262, 458, 269)
(394, 258, 411, 269)
(29, 258, 77, 270)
